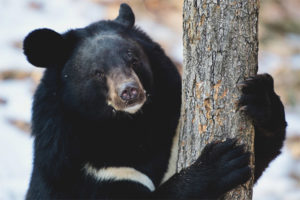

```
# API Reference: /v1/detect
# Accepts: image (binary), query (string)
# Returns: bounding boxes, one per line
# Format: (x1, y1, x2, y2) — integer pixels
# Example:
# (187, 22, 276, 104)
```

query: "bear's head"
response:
(23, 4, 154, 119)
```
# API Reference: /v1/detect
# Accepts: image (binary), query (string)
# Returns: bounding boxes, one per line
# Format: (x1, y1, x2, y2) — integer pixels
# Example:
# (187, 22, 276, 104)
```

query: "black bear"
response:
(23, 3, 286, 199)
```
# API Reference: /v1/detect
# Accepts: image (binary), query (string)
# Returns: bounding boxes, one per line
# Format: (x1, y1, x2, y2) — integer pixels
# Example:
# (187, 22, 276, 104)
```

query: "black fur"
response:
(115, 3, 135, 28)
(238, 74, 287, 182)
(154, 139, 251, 199)
(24, 3, 286, 199)
(23, 28, 70, 68)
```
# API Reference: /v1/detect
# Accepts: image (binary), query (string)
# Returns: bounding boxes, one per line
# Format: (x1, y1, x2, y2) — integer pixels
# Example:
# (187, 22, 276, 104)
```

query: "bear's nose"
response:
(119, 83, 139, 102)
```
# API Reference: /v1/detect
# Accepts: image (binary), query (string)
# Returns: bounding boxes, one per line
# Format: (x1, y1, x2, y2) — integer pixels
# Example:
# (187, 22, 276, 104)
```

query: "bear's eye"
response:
(127, 50, 138, 66)
(131, 58, 139, 66)
(127, 51, 133, 60)
(94, 70, 105, 79)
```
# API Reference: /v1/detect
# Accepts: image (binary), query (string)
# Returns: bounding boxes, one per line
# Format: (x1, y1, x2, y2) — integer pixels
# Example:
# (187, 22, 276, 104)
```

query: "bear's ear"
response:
(115, 3, 135, 29)
(23, 28, 68, 68)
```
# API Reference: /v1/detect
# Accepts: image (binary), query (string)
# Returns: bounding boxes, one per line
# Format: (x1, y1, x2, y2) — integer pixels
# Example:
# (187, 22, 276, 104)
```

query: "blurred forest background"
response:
(0, 0, 299, 199)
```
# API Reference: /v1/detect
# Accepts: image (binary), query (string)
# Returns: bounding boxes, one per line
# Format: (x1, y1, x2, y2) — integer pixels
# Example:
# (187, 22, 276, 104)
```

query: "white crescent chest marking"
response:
(84, 164, 155, 192)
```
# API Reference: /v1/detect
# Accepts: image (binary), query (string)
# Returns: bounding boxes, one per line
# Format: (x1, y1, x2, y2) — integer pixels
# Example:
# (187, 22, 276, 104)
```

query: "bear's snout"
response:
(106, 69, 146, 114)
(119, 82, 139, 102)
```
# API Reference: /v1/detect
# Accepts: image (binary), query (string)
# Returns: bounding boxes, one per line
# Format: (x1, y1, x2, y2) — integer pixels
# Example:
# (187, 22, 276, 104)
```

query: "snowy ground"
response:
(0, 0, 299, 199)
(0, 80, 33, 200)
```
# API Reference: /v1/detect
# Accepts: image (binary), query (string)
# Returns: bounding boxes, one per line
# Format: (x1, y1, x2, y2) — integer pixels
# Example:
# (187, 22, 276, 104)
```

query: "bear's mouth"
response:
(107, 91, 146, 114)
(123, 100, 145, 114)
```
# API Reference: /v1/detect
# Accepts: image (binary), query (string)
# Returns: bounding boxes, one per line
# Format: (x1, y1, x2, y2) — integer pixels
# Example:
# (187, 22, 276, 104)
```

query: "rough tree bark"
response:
(177, 0, 259, 199)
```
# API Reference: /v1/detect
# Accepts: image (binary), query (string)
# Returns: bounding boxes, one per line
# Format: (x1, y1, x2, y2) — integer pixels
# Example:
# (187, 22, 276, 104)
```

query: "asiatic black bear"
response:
(23, 3, 286, 199)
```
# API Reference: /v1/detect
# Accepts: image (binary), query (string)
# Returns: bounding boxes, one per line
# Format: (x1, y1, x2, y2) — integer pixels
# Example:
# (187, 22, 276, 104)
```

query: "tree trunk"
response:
(177, 0, 259, 199)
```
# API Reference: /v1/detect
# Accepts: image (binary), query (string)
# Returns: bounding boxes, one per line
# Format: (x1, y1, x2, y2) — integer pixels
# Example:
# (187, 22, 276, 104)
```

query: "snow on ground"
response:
(285, 109, 300, 136)
(254, 147, 300, 200)
(0, 0, 105, 72)
(0, 80, 33, 200)
(0, 0, 299, 199)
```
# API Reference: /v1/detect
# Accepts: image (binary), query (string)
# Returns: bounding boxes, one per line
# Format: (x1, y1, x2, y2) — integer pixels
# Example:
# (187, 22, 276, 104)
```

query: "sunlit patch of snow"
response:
(0, 80, 34, 200)
(286, 108, 300, 136)
(254, 147, 300, 200)
(0, 80, 33, 120)
(0, 0, 105, 71)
